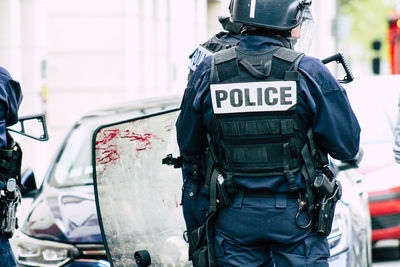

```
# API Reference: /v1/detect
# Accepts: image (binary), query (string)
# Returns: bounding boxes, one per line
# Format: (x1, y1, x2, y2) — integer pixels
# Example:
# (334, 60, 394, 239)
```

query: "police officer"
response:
(177, 0, 360, 266)
(0, 66, 23, 266)
(187, 16, 242, 81)
(181, 15, 243, 261)
(394, 96, 400, 163)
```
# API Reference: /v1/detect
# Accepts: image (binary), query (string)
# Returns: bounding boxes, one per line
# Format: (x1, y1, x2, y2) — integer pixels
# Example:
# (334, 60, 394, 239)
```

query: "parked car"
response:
(328, 161, 372, 266)
(11, 95, 371, 266)
(345, 75, 400, 245)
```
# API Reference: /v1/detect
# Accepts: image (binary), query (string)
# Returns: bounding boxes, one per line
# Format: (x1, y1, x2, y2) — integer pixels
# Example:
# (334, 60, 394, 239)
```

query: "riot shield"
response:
(92, 108, 190, 267)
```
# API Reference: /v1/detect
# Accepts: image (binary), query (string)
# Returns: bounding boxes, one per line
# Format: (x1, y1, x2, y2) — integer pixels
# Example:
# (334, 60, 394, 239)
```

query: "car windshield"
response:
(49, 119, 97, 187)
(48, 97, 181, 188)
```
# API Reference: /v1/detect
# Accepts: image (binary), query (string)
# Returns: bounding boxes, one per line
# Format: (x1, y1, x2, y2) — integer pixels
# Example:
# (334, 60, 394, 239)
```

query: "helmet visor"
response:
(293, 7, 316, 53)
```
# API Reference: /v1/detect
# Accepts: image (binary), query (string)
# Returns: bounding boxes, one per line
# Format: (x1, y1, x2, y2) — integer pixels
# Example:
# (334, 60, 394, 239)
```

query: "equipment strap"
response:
(0, 149, 14, 158)
(270, 47, 304, 80)
(238, 58, 270, 79)
(213, 47, 239, 81)
(220, 117, 295, 137)
(207, 168, 218, 216)
(274, 47, 304, 63)
(283, 142, 298, 192)
(301, 143, 315, 209)
(205, 134, 219, 194)
(300, 128, 323, 211)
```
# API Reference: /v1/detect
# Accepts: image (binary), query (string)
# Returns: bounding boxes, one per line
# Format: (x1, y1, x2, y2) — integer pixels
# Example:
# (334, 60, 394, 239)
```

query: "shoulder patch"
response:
(189, 45, 213, 72)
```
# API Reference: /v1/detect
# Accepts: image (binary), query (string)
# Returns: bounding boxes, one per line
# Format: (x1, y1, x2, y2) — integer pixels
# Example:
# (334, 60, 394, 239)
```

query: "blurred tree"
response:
(341, 0, 397, 51)
(340, 0, 397, 72)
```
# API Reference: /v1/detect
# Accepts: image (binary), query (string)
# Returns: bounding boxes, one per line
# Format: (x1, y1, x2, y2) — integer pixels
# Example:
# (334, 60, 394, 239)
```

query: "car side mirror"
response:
(20, 168, 38, 198)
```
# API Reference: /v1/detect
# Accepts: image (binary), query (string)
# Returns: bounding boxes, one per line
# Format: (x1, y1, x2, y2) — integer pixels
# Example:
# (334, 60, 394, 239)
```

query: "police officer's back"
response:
(187, 16, 242, 81)
(177, 0, 360, 266)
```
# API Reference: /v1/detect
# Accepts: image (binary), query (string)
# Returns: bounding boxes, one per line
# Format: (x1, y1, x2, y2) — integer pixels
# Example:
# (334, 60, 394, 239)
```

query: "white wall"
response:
(0, 0, 209, 184)
(310, 0, 337, 58)
(0, 0, 21, 77)
(0, 0, 49, 181)
(207, 0, 230, 36)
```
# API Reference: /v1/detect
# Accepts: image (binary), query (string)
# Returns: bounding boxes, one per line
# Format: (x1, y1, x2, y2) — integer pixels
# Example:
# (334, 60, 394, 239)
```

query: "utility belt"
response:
(243, 189, 300, 199)
(203, 165, 341, 230)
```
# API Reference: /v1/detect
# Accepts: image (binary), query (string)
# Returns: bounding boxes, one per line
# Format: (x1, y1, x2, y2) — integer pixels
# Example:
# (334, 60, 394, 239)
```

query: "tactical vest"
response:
(188, 32, 241, 80)
(209, 46, 308, 191)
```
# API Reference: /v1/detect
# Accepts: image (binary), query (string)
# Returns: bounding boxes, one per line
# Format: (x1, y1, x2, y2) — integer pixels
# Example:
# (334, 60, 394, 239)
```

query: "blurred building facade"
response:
(0, 0, 338, 182)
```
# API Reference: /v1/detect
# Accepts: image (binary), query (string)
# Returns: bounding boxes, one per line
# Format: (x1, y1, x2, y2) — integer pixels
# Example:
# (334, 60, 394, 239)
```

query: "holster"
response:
(315, 194, 337, 235)
(313, 168, 342, 236)
(215, 172, 234, 209)
(190, 214, 217, 267)
(0, 134, 22, 238)
(203, 147, 234, 209)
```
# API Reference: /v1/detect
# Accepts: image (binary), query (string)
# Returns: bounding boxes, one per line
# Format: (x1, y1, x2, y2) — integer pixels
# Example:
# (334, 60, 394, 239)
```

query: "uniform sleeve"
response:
(299, 56, 360, 161)
(0, 68, 23, 149)
(394, 96, 400, 163)
(176, 58, 211, 176)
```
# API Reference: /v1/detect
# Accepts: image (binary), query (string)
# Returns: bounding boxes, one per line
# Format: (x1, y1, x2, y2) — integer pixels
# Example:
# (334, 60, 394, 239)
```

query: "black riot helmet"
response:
(230, 0, 312, 32)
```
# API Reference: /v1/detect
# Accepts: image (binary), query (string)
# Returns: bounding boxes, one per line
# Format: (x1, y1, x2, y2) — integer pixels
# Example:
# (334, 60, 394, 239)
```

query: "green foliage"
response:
(340, 0, 396, 60)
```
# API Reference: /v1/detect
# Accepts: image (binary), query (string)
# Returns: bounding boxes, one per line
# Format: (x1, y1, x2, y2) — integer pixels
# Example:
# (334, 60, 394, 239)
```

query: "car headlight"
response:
(328, 201, 351, 257)
(10, 231, 79, 267)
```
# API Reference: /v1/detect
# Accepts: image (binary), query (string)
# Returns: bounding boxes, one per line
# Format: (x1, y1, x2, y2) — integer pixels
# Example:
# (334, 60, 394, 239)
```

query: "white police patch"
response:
(211, 81, 297, 114)
(189, 45, 213, 71)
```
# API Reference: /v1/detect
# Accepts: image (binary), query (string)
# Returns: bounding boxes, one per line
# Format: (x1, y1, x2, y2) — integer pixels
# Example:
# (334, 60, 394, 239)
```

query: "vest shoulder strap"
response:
(270, 47, 304, 81)
(201, 34, 238, 55)
(210, 47, 239, 83)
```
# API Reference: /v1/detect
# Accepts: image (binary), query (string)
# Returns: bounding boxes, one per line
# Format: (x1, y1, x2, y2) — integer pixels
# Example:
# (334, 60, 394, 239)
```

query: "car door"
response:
(91, 107, 191, 266)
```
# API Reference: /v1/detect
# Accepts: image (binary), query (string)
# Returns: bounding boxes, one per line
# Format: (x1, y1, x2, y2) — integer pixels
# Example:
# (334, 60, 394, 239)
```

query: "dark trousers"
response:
(182, 179, 210, 259)
(214, 191, 330, 267)
(0, 238, 16, 267)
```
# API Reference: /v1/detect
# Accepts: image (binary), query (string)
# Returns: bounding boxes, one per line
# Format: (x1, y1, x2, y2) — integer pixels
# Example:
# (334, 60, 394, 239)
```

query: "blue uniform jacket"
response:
(0, 67, 22, 148)
(0, 66, 22, 266)
(176, 35, 361, 192)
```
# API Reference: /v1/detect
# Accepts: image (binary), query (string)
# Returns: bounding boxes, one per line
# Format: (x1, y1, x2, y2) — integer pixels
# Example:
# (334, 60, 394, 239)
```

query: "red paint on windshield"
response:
(121, 131, 153, 151)
(95, 127, 157, 165)
(96, 129, 121, 146)
(96, 145, 121, 164)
